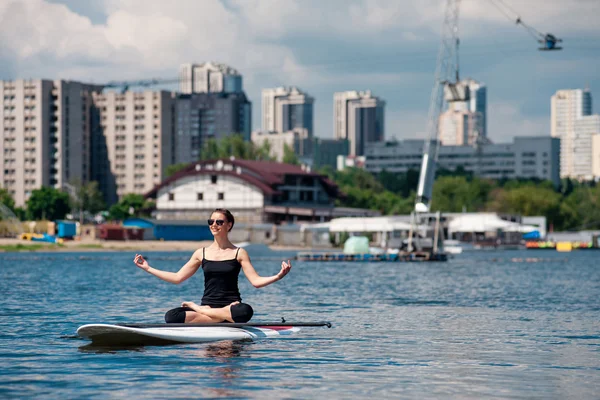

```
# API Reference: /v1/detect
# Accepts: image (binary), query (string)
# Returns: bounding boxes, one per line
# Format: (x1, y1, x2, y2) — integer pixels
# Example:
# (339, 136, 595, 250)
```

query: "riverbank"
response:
(0, 238, 312, 253)
(0, 238, 212, 252)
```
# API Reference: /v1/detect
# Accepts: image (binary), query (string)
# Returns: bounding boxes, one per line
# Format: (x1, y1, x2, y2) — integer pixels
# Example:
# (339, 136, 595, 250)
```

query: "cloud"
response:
(487, 102, 548, 142)
(0, 0, 598, 140)
(386, 110, 429, 140)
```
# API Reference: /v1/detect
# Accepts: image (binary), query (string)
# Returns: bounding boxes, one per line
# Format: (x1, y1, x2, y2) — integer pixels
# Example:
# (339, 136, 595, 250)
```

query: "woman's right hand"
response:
(133, 254, 150, 271)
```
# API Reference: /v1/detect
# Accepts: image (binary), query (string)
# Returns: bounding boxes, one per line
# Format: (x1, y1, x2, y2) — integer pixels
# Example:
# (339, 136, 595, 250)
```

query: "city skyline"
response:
(0, 0, 599, 142)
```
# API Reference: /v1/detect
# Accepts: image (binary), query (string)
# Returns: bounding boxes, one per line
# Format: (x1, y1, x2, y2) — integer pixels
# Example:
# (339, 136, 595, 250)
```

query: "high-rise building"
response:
(466, 79, 487, 139)
(593, 134, 600, 178)
(438, 79, 485, 146)
(262, 87, 314, 137)
(0, 79, 103, 206)
(91, 90, 176, 205)
(551, 88, 595, 179)
(573, 115, 600, 180)
(179, 62, 242, 95)
(174, 92, 252, 164)
(334, 90, 385, 156)
(438, 105, 481, 146)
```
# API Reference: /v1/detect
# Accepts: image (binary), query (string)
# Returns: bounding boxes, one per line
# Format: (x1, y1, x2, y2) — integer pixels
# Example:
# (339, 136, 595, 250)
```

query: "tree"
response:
(108, 193, 155, 221)
(486, 184, 563, 227)
(68, 180, 106, 223)
(13, 207, 27, 221)
(403, 169, 421, 197)
(436, 165, 473, 179)
(316, 165, 335, 179)
(26, 187, 71, 221)
(334, 168, 384, 192)
(200, 134, 275, 161)
(0, 188, 16, 220)
(165, 163, 190, 178)
(255, 140, 274, 161)
(201, 138, 221, 160)
(559, 185, 600, 230)
(283, 143, 300, 165)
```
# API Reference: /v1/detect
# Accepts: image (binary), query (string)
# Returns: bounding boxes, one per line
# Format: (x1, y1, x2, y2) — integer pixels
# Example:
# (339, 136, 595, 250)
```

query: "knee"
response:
(165, 307, 187, 323)
(231, 303, 254, 323)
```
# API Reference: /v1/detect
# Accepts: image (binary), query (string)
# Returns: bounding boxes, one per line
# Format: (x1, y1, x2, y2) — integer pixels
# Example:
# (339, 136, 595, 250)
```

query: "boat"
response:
(77, 321, 331, 346)
(442, 239, 474, 254)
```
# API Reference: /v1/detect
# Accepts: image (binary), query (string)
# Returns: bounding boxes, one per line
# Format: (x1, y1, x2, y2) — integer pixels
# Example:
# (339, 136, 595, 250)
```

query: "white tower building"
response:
(261, 87, 314, 137)
(178, 62, 242, 94)
(551, 88, 595, 179)
(334, 90, 385, 156)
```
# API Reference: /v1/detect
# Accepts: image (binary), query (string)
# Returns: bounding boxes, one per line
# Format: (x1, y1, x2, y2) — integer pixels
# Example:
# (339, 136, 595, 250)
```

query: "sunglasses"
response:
(207, 219, 226, 226)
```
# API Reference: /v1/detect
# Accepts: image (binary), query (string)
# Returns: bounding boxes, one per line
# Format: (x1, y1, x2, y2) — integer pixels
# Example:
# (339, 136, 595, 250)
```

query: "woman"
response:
(133, 208, 291, 323)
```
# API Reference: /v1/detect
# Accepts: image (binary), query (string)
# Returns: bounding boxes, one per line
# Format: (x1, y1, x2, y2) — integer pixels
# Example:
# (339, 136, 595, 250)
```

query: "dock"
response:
(296, 251, 448, 262)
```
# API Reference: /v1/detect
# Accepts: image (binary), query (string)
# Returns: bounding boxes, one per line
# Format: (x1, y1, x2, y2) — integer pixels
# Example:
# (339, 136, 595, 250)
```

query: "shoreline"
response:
(0, 238, 211, 253)
(0, 238, 312, 253)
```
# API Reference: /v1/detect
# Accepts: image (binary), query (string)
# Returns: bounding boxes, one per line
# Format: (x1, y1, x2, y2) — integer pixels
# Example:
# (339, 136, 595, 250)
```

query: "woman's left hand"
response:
(181, 301, 199, 309)
(277, 260, 292, 280)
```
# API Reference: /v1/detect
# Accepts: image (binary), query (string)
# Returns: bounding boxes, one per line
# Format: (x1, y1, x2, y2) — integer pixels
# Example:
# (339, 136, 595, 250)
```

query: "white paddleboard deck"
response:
(77, 323, 301, 346)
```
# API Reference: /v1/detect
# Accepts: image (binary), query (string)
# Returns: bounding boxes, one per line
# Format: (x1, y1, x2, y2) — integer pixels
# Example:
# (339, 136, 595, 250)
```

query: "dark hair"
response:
(212, 208, 235, 232)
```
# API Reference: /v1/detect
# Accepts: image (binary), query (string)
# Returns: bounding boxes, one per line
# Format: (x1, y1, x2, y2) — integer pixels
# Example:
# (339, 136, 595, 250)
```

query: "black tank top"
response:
(201, 247, 242, 307)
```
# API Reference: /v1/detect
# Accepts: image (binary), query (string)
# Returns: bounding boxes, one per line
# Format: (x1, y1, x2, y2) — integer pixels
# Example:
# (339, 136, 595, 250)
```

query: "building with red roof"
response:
(145, 158, 345, 223)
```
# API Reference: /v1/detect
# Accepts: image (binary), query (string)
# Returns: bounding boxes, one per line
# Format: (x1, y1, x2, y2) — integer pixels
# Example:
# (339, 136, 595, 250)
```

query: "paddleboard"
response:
(77, 322, 330, 346)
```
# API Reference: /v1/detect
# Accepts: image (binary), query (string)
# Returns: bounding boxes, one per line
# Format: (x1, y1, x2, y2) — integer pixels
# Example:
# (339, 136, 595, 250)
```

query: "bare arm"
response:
(133, 250, 202, 284)
(238, 248, 291, 288)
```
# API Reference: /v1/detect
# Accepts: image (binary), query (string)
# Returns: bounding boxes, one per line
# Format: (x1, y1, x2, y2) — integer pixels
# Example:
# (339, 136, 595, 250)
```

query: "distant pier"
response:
(296, 251, 448, 262)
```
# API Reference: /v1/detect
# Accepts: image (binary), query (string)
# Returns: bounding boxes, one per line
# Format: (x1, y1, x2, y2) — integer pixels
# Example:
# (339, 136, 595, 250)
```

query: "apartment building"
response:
(0, 79, 103, 206)
(91, 91, 175, 205)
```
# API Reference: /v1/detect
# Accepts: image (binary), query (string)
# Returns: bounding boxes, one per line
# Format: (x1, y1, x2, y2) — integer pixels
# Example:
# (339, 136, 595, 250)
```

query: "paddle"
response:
(118, 321, 332, 328)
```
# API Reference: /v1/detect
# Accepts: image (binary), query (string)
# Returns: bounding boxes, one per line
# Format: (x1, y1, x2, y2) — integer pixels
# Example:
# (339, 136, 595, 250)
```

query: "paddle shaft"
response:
(118, 322, 332, 328)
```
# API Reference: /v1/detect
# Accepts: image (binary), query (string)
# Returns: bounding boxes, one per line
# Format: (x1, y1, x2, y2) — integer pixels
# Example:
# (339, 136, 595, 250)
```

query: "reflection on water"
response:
(203, 341, 250, 398)
(0, 250, 599, 398)
(78, 343, 147, 354)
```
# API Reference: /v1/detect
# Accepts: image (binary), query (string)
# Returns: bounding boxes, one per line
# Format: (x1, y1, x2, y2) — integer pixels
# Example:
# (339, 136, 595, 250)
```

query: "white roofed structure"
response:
(447, 213, 537, 235)
(302, 216, 429, 234)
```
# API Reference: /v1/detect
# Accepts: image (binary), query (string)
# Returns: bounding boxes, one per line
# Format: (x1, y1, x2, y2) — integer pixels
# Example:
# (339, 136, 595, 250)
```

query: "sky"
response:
(0, 0, 599, 142)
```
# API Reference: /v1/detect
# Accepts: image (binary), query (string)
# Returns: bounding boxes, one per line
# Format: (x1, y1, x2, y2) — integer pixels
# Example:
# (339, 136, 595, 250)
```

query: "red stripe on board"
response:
(256, 326, 293, 331)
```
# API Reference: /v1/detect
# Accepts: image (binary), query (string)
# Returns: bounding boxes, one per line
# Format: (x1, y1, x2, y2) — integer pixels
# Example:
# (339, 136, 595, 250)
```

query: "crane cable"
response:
(487, 0, 546, 41)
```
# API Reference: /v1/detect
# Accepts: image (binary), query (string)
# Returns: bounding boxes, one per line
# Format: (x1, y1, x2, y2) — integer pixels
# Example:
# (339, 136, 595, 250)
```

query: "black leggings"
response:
(164, 303, 254, 324)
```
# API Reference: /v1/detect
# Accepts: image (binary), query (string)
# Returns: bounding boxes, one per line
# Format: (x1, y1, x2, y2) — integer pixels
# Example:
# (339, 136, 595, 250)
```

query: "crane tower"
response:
(415, 0, 464, 213)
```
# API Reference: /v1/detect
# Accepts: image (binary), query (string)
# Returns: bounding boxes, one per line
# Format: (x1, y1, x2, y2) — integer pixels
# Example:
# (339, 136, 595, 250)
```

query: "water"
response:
(0, 249, 599, 398)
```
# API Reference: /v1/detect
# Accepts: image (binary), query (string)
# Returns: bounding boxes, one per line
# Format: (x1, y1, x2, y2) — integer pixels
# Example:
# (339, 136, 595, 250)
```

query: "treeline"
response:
(2, 133, 599, 231)
(165, 134, 300, 178)
(323, 166, 600, 231)
(0, 183, 154, 223)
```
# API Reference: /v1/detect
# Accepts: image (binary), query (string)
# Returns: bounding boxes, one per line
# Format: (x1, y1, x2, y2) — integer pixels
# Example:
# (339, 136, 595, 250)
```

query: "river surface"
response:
(0, 248, 599, 399)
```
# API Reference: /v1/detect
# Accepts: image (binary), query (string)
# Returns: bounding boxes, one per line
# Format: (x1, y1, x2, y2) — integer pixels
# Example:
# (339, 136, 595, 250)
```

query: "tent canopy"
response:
(448, 213, 536, 234)
(325, 217, 429, 233)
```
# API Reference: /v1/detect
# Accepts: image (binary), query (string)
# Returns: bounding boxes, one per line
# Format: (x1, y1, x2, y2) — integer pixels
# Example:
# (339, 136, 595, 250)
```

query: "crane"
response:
(415, 0, 462, 214)
(406, 0, 462, 253)
(408, 0, 562, 253)
(104, 78, 177, 93)
(489, 0, 563, 51)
